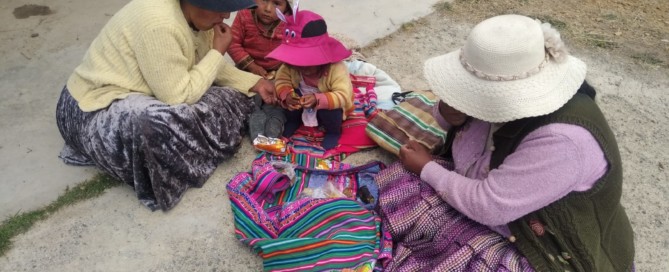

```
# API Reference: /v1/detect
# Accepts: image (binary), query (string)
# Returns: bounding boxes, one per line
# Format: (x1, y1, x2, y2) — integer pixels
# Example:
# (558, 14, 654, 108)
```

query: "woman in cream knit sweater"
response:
(56, 0, 275, 211)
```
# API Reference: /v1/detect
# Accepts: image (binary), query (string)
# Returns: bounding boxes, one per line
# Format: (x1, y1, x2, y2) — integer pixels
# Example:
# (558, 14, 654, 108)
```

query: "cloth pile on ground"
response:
(227, 153, 392, 271)
(344, 60, 402, 111)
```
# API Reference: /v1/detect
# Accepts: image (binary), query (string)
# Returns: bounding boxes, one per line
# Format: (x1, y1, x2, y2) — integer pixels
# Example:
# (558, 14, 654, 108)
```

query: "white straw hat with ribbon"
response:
(424, 14, 587, 123)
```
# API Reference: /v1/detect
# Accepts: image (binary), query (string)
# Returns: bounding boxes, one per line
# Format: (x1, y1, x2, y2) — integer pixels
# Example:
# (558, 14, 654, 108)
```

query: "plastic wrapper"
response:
(315, 159, 331, 170)
(357, 186, 375, 204)
(253, 135, 289, 155)
(269, 161, 297, 187)
(299, 180, 347, 199)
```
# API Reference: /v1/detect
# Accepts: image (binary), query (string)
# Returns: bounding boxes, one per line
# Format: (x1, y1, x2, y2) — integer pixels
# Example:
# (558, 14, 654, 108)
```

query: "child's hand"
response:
(399, 140, 432, 175)
(212, 23, 233, 54)
(286, 92, 302, 110)
(300, 94, 317, 109)
(247, 63, 268, 78)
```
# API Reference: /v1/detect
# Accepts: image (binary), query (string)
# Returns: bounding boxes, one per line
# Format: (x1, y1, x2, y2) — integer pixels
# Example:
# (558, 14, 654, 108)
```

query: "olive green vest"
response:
(487, 93, 634, 271)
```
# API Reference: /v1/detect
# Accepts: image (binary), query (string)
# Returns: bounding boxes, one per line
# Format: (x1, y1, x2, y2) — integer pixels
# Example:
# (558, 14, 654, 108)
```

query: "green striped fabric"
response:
(365, 90, 448, 155)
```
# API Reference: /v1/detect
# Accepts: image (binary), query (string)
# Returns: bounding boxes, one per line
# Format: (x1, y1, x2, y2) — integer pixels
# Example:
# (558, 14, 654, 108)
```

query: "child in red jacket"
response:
(229, 0, 293, 140)
(228, 0, 292, 79)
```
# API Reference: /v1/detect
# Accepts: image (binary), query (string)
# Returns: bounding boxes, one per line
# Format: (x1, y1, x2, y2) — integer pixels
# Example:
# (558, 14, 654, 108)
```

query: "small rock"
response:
(31, 33, 39, 38)
(614, 31, 622, 36)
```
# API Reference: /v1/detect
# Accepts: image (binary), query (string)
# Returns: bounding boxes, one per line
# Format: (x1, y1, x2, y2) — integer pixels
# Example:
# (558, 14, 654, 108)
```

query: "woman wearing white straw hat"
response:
(378, 14, 634, 271)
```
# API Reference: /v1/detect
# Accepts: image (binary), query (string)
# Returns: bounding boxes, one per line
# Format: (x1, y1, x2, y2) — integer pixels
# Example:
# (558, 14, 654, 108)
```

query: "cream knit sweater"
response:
(67, 0, 261, 112)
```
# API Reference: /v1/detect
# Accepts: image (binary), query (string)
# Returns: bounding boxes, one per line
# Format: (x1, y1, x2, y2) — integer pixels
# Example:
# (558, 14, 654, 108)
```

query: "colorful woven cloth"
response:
(376, 160, 535, 272)
(227, 154, 392, 271)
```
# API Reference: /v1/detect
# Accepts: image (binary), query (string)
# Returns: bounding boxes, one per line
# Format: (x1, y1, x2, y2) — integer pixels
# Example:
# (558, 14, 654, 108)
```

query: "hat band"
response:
(459, 49, 549, 81)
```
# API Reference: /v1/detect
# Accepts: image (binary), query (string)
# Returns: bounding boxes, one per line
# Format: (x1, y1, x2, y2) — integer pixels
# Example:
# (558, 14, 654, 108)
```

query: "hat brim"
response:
(187, 0, 255, 12)
(424, 49, 587, 123)
(267, 37, 352, 66)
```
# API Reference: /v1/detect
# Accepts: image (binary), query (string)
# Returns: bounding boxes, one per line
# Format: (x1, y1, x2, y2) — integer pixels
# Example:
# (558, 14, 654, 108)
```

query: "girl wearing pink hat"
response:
(267, 7, 354, 150)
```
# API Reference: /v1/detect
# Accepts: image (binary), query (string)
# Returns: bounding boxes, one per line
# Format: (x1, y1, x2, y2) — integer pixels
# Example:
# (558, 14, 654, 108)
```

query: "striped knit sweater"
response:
(66, 0, 261, 112)
(274, 62, 354, 118)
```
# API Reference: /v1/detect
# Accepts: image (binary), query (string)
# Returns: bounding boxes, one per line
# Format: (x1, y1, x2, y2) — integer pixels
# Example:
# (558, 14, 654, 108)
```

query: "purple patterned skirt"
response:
(56, 86, 253, 211)
(375, 160, 535, 271)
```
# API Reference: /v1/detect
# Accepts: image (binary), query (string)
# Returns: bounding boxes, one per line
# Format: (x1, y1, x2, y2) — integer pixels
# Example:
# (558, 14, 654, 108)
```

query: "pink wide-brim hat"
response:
(267, 10, 351, 66)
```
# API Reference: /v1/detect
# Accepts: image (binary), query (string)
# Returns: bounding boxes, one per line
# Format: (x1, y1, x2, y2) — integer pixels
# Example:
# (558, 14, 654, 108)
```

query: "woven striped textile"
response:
(365, 90, 447, 156)
(227, 154, 392, 271)
(375, 160, 535, 272)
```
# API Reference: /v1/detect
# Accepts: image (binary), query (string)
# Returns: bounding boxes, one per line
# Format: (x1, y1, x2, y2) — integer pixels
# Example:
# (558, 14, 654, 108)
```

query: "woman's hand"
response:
(212, 23, 233, 54)
(300, 94, 317, 109)
(399, 140, 432, 175)
(251, 78, 277, 105)
(247, 62, 268, 78)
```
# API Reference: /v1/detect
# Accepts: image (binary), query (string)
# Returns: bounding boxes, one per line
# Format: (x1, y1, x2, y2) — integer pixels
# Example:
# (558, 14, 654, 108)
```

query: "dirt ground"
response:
(358, 0, 669, 270)
(1, 0, 667, 271)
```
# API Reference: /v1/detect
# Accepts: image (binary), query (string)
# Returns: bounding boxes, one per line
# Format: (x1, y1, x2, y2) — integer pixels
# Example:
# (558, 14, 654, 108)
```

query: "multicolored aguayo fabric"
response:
(375, 160, 535, 271)
(227, 154, 392, 271)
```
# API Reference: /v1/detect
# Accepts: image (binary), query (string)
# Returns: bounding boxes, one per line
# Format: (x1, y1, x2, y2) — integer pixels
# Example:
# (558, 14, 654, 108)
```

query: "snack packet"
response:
(253, 135, 289, 155)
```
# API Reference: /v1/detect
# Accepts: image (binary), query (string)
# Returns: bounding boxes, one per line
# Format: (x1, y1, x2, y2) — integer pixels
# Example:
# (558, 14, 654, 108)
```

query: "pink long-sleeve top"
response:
(421, 105, 608, 236)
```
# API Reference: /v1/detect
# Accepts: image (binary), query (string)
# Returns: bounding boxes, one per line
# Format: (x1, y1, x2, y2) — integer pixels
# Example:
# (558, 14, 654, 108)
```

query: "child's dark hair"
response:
(249, 1, 293, 15)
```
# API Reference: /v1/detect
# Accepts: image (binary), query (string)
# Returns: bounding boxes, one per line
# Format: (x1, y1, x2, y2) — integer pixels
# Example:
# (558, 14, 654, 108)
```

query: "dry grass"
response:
(440, 0, 669, 68)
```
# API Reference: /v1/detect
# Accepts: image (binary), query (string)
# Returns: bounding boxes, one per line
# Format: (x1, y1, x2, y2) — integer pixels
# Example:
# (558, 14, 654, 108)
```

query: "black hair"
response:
(250, 1, 293, 15)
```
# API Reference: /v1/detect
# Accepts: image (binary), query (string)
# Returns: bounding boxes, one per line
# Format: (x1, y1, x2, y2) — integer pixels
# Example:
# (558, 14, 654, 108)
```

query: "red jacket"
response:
(228, 9, 286, 71)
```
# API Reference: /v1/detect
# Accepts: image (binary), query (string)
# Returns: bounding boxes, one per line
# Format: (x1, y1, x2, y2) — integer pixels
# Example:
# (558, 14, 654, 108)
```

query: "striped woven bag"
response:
(365, 90, 448, 156)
